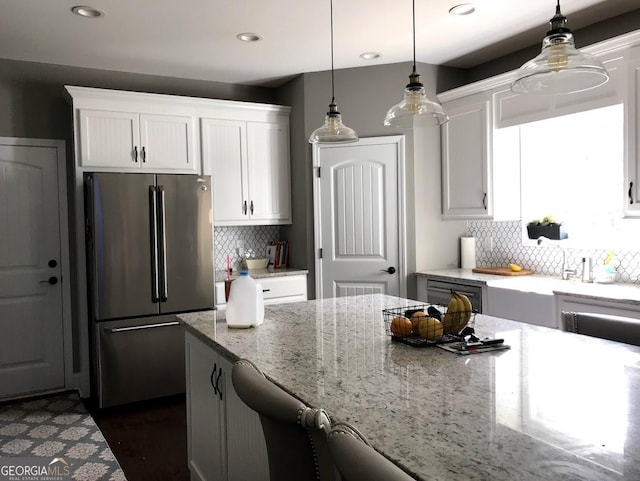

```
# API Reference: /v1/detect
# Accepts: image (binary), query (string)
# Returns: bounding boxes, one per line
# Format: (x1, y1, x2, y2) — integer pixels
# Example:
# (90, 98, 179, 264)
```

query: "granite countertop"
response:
(178, 294, 640, 481)
(215, 267, 309, 282)
(417, 268, 640, 305)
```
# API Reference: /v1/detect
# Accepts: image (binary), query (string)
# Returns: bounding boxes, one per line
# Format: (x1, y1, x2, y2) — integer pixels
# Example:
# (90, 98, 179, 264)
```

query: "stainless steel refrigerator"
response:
(84, 173, 214, 408)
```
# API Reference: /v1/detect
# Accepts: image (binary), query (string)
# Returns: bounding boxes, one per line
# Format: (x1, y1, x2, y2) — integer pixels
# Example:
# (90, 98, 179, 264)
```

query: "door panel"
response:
(158, 174, 214, 313)
(0, 143, 64, 397)
(318, 138, 402, 298)
(333, 281, 386, 297)
(86, 173, 157, 320)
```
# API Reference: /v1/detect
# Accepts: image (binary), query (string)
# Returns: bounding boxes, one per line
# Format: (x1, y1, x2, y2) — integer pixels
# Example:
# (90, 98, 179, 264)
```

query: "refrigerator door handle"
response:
(158, 186, 169, 302)
(149, 186, 160, 302)
(107, 321, 180, 333)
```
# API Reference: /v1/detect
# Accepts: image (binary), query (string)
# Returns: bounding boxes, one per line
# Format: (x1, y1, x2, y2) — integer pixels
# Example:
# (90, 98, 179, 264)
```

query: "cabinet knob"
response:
(133, 146, 138, 163)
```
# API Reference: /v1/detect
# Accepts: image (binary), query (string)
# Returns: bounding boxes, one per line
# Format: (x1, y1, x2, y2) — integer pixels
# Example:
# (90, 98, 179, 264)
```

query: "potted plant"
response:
(526, 215, 568, 240)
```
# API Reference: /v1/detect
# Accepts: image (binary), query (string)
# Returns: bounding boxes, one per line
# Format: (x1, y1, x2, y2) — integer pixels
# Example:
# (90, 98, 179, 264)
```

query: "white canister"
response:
(226, 271, 265, 328)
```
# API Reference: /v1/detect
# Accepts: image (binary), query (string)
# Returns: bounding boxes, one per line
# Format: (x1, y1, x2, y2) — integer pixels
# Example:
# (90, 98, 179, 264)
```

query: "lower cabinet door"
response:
(186, 333, 226, 481)
(221, 355, 270, 481)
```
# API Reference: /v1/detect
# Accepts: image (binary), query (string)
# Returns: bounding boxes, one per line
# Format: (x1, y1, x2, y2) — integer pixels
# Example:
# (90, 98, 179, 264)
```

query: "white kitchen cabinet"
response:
(186, 331, 226, 481)
(215, 273, 308, 308)
(625, 45, 640, 217)
(186, 332, 269, 481)
(441, 92, 493, 219)
(202, 117, 291, 225)
(78, 109, 196, 172)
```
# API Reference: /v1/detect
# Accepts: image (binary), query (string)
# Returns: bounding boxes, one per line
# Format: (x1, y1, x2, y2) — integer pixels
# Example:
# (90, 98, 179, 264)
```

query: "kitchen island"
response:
(179, 294, 640, 481)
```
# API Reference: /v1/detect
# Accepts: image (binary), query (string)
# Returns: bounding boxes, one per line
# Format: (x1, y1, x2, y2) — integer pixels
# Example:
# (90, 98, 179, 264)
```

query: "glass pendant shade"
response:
(308, 0, 358, 144)
(511, 1, 609, 95)
(384, 72, 448, 128)
(384, 0, 448, 128)
(309, 101, 359, 144)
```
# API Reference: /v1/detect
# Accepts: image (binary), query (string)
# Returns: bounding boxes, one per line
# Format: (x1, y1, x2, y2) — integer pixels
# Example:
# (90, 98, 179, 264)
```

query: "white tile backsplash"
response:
(467, 220, 640, 283)
(215, 225, 280, 271)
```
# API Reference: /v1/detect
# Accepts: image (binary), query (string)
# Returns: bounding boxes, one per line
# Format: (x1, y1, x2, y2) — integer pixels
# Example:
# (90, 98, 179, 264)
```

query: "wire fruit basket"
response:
(382, 303, 476, 347)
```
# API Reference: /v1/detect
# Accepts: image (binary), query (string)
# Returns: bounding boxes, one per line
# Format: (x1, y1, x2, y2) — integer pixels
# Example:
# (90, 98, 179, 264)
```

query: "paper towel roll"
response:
(460, 237, 476, 269)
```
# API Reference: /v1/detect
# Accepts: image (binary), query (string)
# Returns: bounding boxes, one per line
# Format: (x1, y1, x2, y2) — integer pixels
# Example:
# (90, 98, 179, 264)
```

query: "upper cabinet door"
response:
(247, 121, 291, 223)
(140, 114, 194, 171)
(441, 93, 492, 219)
(78, 110, 140, 168)
(625, 46, 640, 217)
(77, 109, 197, 173)
(201, 118, 249, 224)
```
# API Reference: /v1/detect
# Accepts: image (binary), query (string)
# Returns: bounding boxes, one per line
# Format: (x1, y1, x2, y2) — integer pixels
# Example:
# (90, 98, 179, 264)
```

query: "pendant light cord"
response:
(330, 0, 336, 103)
(412, 0, 416, 74)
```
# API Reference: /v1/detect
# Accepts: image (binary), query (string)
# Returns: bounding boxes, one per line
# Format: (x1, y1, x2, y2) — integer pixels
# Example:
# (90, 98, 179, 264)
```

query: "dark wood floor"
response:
(86, 394, 190, 481)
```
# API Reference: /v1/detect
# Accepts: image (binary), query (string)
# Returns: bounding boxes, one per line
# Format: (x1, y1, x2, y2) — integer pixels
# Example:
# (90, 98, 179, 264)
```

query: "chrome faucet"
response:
(537, 236, 575, 280)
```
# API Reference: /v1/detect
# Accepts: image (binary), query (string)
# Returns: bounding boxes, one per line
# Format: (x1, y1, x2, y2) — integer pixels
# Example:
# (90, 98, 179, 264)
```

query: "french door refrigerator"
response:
(85, 173, 214, 408)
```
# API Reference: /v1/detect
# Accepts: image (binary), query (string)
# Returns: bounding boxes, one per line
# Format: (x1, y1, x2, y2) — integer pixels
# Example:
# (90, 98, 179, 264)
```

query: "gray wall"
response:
(467, 8, 640, 84)
(0, 58, 277, 371)
(277, 61, 467, 299)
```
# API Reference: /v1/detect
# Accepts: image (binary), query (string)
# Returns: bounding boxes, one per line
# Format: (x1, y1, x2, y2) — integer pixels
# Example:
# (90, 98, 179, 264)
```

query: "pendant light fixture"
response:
(308, 0, 358, 144)
(384, 0, 448, 128)
(511, 0, 609, 95)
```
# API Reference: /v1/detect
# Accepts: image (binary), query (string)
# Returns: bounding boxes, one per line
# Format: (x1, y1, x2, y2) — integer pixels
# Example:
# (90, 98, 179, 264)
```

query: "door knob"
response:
(40, 276, 58, 285)
(48, 259, 58, 268)
(380, 266, 396, 274)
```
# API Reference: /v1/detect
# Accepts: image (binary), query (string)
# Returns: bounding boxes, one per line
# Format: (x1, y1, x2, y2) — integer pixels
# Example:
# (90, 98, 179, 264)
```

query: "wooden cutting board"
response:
(472, 267, 534, 276)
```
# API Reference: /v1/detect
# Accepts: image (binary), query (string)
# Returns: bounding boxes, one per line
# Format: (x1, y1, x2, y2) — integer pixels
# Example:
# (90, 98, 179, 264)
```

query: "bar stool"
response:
(231, 359, 337, 481)
(327, 423, 416, 481)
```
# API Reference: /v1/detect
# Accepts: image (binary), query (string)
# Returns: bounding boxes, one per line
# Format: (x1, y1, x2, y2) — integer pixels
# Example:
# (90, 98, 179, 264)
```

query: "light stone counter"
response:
(178, 294, 640, 481)
(215, 267, 308, 282)
(417, 268, 640, 306)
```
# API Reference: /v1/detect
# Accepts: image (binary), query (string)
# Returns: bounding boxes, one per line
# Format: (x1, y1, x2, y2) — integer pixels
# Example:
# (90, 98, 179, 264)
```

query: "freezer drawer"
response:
(95, 315, 186, 408)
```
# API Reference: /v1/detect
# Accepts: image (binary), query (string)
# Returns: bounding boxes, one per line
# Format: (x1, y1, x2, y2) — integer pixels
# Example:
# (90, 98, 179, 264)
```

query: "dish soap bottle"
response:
(226, 271, 264, 328)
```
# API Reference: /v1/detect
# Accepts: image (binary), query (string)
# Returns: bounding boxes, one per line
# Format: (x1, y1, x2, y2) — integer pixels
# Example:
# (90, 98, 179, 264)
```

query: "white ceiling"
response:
(0, 0, 638, 88)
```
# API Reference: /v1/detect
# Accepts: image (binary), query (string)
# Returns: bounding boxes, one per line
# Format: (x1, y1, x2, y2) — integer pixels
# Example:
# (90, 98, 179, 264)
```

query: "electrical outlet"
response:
(486, 237, 493, 252)
(236, 240, 245, 257)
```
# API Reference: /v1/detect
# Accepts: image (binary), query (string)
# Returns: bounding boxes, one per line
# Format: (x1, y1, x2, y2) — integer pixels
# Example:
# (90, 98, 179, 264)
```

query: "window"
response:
(517, 103, 636, 248)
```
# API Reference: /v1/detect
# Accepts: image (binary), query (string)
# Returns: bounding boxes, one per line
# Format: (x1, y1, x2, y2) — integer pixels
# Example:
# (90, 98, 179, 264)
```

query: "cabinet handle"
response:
(250, 200, 254, 215)
(141, 146, 146, 163)
(482, 193, 487, 210)
(215, 367, 223, 401)
(210, 363, 219, 396)
(133, 146, 138, 163)
(243, 200, 248, 215)
(629, 181, 634, 205)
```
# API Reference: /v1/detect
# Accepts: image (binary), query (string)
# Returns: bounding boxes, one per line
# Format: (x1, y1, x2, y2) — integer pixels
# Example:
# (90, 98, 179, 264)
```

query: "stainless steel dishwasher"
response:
(425, 278, 483, 313)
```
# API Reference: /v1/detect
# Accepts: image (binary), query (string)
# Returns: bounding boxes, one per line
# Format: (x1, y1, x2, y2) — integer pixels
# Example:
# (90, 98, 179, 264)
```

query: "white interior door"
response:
(314, 136, 405, 298)
(0, 139, 68, 398)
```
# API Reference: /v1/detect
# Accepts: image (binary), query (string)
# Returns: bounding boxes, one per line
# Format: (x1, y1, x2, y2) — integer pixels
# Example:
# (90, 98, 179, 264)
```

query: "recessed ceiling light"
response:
(236, 33, 262, 42)
(449, 3, 475, 16)
(360, 52, 382, 60)
(71, 6, 105, 18)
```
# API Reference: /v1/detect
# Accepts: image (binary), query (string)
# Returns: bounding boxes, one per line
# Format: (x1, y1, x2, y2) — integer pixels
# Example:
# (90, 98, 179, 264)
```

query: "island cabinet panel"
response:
(186, 332, 227, 481)
(185, 332, 268, 481)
